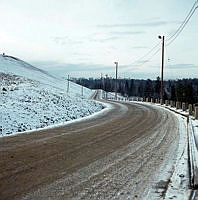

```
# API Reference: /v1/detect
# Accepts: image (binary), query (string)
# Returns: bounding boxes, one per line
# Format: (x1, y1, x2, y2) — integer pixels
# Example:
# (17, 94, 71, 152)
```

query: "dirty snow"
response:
(128, 101, 193, 199)
(145, 111, 191, 200)
(0, 55, 103, 136)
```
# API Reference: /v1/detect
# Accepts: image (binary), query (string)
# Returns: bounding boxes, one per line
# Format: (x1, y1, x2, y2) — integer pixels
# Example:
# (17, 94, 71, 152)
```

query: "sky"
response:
(0, 0, 197, 80)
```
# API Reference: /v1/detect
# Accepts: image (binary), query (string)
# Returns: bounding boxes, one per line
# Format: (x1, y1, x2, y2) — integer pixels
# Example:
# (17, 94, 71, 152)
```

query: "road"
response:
(0, 100, 179, 200)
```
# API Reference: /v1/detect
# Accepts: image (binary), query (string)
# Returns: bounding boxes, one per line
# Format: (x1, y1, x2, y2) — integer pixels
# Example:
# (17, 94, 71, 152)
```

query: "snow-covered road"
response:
(0, 101, 186, 200)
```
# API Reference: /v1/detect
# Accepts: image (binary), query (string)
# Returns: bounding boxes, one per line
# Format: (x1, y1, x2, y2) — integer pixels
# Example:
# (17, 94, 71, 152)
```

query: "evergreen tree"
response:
(154, 76, 161, 98)
(171, 84, 176, 101)
(129, 79, 135, 96)
(144, 79, 153, 97)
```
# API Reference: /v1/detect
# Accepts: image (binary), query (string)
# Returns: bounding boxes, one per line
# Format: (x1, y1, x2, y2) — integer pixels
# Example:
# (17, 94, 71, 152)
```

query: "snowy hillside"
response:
(0, 54, 103, 136)
(0, 55, 93, 98)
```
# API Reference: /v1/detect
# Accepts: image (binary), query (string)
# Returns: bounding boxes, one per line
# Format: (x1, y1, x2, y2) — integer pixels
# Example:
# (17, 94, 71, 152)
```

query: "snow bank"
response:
(0, 55, 104, 136)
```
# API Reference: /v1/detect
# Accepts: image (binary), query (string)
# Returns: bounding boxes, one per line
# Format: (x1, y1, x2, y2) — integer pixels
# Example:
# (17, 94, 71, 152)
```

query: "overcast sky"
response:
(0, 0, 197, 79)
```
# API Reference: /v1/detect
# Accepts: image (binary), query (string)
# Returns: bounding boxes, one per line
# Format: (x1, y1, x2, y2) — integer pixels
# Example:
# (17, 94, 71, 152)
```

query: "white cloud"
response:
(0, 0, 197, 79)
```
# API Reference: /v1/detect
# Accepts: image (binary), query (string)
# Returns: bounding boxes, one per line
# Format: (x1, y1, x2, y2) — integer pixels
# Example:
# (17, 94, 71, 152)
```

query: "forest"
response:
(73, 77, 198, 104)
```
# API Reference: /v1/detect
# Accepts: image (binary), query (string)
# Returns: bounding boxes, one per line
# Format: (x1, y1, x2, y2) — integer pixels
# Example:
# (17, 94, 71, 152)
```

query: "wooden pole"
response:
(67, 75, 69, 93)
(114, 62, 118, 100)
(159, 36, 165, 104)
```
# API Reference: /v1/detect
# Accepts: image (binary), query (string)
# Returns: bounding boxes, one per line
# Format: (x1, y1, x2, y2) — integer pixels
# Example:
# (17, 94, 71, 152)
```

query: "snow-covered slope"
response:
(0, 55, 93, 98)
(0, 54, 103, 136)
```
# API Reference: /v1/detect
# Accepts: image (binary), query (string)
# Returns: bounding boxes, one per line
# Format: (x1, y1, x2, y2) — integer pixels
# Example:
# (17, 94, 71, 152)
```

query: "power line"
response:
(127, 1, 197, 69)
(130, 42, 160, 65)
(166, 3, 198, 46)
(166, 0, 197, 42)
(167, 6, 197, 46)
(122, 47, 160, 72)
(132, 47, 161, 67)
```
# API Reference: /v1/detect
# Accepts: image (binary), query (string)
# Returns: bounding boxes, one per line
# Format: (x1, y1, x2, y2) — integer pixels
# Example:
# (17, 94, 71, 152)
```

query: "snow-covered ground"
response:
(147, 109, 191, 200)
(107, 94, 195, 199)
(127, 100, 198, 199)
(0, 55, 93, 98)
(0, 54, 103, 136)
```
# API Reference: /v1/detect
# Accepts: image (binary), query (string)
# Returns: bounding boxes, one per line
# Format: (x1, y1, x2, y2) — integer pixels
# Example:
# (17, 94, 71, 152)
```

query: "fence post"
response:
(182, 103, 186, 111)
(189, 104, 193, 116)
(176, 101, 180, 110)
(195, 107, 198, 119)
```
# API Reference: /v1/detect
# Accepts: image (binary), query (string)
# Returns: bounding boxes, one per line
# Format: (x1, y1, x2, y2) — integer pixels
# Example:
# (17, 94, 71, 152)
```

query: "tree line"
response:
(73, 77, 198, 104)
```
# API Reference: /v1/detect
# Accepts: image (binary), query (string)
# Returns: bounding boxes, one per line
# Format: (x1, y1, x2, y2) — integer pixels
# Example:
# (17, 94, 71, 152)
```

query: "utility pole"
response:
(158, 35, 165, 103)
(67, 75, 70, 93)
(81, 79, 83, 97)
(101, 73, 104, 99)
(114, 62, 118, 100)
(101, 73, 103, 89)
(105, 74, 108, 99)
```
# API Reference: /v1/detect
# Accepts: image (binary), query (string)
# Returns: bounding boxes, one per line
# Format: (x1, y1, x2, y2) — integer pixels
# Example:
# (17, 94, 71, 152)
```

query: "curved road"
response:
(0, 101, 179, 200)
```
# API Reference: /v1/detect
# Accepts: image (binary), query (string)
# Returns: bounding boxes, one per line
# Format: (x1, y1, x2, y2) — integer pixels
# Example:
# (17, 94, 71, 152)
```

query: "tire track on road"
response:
(0, 101, 179, 200)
